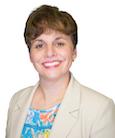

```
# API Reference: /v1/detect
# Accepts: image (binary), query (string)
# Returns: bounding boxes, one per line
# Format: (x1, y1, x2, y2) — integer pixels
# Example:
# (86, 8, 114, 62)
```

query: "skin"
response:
(30, 29, 77, 109)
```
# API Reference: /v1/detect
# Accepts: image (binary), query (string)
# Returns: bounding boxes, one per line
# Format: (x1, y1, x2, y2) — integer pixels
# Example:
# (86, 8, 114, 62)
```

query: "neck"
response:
(39, 72, 71, 103)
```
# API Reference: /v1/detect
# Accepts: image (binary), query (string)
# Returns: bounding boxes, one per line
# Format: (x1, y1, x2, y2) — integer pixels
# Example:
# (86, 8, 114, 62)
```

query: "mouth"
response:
(42, 60, 62, 68)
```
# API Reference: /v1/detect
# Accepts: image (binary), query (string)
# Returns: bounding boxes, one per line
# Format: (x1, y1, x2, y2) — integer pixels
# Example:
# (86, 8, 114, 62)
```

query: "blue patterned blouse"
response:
(21, 103, 60, 138)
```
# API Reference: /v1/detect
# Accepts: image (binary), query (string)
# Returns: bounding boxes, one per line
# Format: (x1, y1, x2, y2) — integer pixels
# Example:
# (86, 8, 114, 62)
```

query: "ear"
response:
(72, 49, 77, 61)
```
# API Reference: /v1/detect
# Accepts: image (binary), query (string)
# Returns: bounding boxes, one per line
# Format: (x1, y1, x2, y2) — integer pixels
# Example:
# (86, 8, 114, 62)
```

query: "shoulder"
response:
(75, 80, 115, 121)
(80, 83, 110, 102)
(71, 75, 114, 109)
(73, 79, 115, 127)
(80, 84, 114, 110)
(71, 75, 115, 112)
(71, 75, 112, 103)
(74, 77, 114, 109)
(12, 86, 34, 100)
(9, 86, 34, 109)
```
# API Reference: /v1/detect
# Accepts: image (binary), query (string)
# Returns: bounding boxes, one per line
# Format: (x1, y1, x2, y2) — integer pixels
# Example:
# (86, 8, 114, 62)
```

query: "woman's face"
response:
(30, 30, 76, 81)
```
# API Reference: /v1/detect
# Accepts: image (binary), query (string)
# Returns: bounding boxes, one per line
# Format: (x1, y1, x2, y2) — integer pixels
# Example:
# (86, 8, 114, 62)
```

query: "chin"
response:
(39, 70, 70, 81)
(44, 74, 62, 80)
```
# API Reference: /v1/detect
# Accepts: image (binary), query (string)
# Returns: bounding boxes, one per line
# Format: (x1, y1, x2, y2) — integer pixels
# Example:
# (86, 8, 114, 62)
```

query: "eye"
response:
(35, 44, 44, 49)
(56, 42, 65, 47)
(31, 39, 45, 50)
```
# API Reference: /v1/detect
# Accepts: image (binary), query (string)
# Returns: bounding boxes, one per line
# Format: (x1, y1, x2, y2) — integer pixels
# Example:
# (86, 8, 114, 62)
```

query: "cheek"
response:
(60, 50, 74, 60)
(29, 53, 35, 63)
(29, 52, 40, 63)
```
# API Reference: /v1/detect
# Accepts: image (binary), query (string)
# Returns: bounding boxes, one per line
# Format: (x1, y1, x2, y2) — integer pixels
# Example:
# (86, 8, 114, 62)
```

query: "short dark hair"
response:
(24, 5, 78, 51)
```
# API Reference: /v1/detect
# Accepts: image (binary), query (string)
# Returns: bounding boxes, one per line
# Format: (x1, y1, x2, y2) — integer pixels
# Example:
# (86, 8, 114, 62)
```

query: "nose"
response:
(46, 45, 56, 58)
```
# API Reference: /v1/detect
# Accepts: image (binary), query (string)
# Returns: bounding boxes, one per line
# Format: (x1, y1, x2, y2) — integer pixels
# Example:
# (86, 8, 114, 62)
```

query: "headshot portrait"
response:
(5, 3, 115, 138)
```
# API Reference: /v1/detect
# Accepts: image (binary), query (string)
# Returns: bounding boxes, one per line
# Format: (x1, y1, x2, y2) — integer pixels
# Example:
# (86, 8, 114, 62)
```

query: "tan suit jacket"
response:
(6, 75, 115, 138)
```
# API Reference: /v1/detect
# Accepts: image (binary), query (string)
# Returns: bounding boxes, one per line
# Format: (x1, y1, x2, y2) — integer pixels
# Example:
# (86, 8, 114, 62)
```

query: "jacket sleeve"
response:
(6, 103, 11, 138)
(91, 99, 115, 138)
(5, 98, 11, 138)
(5, 94, 17, 138)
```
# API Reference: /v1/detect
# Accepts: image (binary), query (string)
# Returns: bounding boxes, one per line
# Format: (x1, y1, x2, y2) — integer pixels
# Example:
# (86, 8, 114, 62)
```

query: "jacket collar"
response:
(15, 74, 80, 111)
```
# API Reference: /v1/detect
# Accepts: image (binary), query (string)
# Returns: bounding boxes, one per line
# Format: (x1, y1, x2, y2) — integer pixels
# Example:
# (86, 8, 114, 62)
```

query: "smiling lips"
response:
(42, 60, 62, 68)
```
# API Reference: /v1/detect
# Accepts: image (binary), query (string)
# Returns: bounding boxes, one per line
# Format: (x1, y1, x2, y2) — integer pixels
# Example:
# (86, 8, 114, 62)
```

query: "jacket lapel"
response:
(11, 84, 39, 138)
(49, 76, 81, 138)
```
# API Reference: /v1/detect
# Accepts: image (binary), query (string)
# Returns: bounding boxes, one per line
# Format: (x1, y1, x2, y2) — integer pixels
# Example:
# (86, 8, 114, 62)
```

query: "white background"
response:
(0, 0, 115, 137)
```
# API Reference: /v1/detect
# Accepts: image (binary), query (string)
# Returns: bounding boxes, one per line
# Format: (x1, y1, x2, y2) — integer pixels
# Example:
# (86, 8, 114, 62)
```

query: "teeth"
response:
(43, 61, 60, 67)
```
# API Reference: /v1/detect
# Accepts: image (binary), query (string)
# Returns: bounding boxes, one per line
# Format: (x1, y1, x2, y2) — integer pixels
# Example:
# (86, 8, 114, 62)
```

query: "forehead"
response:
(36, 29, 71, 41)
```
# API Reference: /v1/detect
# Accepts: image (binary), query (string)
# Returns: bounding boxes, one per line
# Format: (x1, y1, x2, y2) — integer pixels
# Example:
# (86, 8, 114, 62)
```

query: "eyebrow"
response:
(55, 37, 63, 40)
(55, 36, 67, 41)
(33, 39, 44, 43)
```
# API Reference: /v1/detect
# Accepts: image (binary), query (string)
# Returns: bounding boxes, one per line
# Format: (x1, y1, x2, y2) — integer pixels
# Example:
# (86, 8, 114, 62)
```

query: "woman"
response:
(6, 5, 115, 138)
